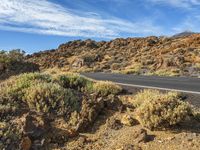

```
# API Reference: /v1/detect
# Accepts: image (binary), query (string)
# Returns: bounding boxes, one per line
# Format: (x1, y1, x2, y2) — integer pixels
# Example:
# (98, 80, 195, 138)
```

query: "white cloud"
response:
(0, 0, 162, 38)
(149, 0, 200, 8)
(172, 14, 200, 33)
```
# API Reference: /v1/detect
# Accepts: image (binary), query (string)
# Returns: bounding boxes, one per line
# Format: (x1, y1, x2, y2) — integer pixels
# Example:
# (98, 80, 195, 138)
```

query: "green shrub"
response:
(133, 90, 191, 130)
(23, 82, 79, 116)
(57, 74, 93, 92)
(93, 81, 122, 96)
(0, 73, 51, 101)
(191, 108, 200, 121)
(0, 49, 25, 64)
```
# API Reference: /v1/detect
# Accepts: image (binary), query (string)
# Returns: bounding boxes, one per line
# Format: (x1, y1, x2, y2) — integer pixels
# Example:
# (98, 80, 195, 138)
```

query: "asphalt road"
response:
(81, 73, 200, 94)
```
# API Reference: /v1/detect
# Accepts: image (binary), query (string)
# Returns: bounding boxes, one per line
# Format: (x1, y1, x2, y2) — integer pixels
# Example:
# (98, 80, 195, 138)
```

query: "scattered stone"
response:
(26, 34, 200, 78)
(121, 114, 137, 126)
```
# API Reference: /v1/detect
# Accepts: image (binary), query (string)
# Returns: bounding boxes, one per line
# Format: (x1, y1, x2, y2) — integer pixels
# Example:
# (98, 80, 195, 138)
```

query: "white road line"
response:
(114, 82, 200, 95)
(80, 75, 200, 95)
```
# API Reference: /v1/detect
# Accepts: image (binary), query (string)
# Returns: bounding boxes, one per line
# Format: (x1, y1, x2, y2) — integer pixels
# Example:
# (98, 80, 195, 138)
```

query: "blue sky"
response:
(0, 0, 200, 53)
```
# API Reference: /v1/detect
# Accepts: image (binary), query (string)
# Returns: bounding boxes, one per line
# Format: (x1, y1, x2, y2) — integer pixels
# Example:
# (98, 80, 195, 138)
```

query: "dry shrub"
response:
(147, 69, 180, 76)
(0, 71, 123, 149)
(93, 81, 122, 96)
(133, 90, 191, 130)
(121, 63, 142, 75)
(191, 108, 200, 121)
(23, 82, 79, 116)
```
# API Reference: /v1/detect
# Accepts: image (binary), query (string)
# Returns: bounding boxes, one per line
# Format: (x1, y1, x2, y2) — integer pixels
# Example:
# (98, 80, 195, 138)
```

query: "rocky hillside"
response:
(27, 34, 200, 77)
(172, 31, 197, 38)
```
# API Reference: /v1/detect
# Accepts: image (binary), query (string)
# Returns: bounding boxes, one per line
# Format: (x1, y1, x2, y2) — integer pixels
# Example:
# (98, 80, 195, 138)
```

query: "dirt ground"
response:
(56, 90, 200, 150)
(64, 111, 200, 150)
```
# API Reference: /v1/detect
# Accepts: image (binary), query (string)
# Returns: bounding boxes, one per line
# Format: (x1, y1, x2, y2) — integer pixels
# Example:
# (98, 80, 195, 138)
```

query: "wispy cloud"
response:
(148, 0, 200, 8)
(172, 14, 200, 33)
(147, 0, 200, 34)
(0, 0, 162, 38)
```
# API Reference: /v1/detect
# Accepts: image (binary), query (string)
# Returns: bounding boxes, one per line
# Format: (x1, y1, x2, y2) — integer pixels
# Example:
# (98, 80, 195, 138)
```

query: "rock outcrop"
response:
(27, 35, 200, 77)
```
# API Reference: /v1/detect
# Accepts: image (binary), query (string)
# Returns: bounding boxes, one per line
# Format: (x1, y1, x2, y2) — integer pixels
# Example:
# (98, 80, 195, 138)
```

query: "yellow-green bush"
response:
(93, 81, 122, 96)
(132, 90, 181, 107)
(147, 69, 180, 76)
(0, 73, 51, 101)
(23, 82, 79, 116)
(192, 108, 200, 121)
(56, 74, 93, 92)
(121, 63, 142, 75)
(0, 73, 53, 121)
(0, 49, 25, 64)
(133, 90, 191, 130)
(0, 71, 123, 149)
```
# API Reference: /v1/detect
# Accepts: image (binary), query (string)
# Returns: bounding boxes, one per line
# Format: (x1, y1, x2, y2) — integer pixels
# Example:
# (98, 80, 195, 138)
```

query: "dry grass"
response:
(146, 69, 180, 76)
(121, 63, 142, 75)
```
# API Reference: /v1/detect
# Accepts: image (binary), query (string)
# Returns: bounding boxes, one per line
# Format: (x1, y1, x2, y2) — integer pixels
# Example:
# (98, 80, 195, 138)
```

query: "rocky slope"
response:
(27, 34, 200, 77)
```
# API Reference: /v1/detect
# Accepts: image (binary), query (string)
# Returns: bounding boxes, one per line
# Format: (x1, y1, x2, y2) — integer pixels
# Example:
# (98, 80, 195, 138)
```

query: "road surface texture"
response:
(81, 73, 200, 95)
(81, 72, 200, 108)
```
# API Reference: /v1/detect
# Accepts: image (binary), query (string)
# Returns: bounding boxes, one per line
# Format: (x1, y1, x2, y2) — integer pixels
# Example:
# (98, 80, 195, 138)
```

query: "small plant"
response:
(121, 63, 142, 75)
(23, 82, 79, 116)
(133, 90, 191, 130)
(0, 73, 51, 101)
(191, 108, 200, 121)
(93, 81, 122, 96)
(147, 69, 180, 76)
(56, 74, 93, 92)
(132, 90, 181, 107)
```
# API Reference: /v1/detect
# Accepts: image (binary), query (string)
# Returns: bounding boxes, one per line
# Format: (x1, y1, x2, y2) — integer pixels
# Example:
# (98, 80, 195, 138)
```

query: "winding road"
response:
(81, 73, 200, 94)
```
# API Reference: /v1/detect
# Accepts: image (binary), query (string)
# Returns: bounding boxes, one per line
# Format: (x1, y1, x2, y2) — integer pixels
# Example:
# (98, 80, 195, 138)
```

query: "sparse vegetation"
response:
(27, 35, 200, 77)
(147, 69, 180, 76)
(191, 108, 200, 121)
(121, 63, 142, 75)
(0, 49, 25, 64)
(56, 74, 93, 92)
(23, 82, 79, 116)
(1, 34, 200, 149)
(132, 90, 191, 129)
(0, 49, 39, 80)
(0, 71, 123, 149)
(93, 81, 122, 96)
